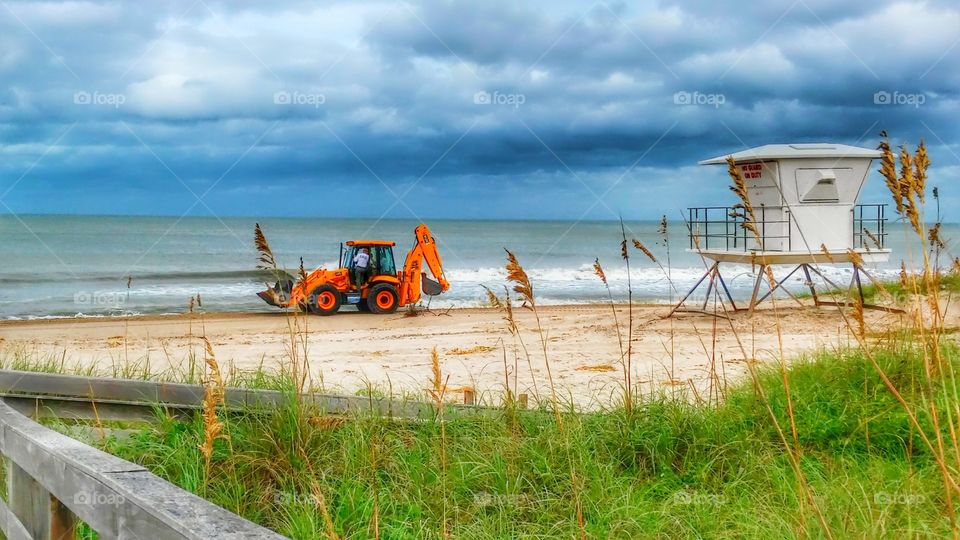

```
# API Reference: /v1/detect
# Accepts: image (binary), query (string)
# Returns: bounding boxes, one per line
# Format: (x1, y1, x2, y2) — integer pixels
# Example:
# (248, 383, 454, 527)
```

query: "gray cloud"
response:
(0, 0, 957, 219)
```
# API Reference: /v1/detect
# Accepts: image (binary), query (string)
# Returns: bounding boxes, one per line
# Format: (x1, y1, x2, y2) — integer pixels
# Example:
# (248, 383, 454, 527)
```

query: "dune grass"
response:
(80, 340, 954, 539)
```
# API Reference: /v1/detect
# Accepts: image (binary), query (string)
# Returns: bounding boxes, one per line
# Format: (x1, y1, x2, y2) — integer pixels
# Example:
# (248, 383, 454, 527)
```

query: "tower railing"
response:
(853, 204, 887, 250)
(687, 204, 887, 252)
(687, 205, 791, 252)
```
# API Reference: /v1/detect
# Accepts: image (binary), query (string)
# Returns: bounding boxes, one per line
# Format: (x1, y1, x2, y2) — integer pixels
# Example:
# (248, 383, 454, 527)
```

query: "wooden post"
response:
(462, 388, 475, 406)
(8, 462, 77, 540)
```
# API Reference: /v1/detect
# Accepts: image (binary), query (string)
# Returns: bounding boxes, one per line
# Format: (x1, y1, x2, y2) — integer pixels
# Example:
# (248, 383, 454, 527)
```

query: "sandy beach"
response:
(0, 303, 908, 407)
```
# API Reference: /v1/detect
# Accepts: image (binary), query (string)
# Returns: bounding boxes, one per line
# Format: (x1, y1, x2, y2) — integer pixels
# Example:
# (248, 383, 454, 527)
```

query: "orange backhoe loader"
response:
(257, 224, 450, 315)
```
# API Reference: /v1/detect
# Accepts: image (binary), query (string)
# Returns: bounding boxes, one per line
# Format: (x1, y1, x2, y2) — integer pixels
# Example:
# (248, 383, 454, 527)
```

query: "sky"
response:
(0, 0, 958, 221)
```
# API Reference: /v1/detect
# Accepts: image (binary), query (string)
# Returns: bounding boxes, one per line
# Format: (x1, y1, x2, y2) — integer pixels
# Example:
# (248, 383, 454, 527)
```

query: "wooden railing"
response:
(0, 398, 287, 539)
(0, 369, 500, 539)
(0, 369, 469, 423)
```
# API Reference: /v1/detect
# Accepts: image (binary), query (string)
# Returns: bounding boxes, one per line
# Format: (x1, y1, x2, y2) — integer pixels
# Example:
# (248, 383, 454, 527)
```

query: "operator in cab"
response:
(353, 247, 371, 288)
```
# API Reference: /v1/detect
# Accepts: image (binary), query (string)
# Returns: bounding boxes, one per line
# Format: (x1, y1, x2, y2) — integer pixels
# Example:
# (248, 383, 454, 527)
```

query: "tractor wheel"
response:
(367, 283, 399, 314)
(357, 301, 370, 312)
(308, 285, 342, 315)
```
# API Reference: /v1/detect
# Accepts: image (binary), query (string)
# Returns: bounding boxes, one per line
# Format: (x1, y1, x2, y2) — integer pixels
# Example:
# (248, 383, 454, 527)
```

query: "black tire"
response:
(366, 283, 399, 314)
(308, 285, 342, 315)
(357, 301, 370, 312)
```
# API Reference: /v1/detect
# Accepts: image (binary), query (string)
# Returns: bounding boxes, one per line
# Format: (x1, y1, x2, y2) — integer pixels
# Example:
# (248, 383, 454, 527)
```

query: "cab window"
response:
(374, 246, 396, 275)
(344, 246, 358, 269)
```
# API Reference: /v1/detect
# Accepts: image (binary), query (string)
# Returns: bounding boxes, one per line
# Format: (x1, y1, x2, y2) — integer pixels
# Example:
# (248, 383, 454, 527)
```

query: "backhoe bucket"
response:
(422, 273, 443, 296)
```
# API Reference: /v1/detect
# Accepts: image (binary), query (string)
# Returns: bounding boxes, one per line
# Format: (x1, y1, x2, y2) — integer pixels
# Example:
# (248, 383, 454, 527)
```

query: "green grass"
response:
(800, 273, 960, 305)
(0, 343, 308, 391)
(82, 342, 958, 539)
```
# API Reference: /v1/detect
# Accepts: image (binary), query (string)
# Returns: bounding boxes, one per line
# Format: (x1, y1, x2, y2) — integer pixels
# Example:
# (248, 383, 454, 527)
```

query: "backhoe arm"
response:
(399, 224, 450, 306)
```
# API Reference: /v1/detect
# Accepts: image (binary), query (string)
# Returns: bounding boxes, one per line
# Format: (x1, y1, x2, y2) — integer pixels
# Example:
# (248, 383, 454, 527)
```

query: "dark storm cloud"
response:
(0, 0, 957, 219)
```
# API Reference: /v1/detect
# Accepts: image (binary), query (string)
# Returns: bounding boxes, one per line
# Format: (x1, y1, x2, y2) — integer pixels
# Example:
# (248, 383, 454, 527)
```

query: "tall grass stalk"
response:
(592, 258, 626, 388)
(429, 347, 450, 538)
(199, 337, 226, 489)
(503, 249, 587, 539)
(505, 249, 561, 421)
(618, 220, 634, 414)
(877, 133, 958, 535)
(483, 285, 540, 402)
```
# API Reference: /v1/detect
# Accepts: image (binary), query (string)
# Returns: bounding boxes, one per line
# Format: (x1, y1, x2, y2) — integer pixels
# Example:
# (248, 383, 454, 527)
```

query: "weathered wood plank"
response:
(0, 369, 449, 420)
(7, 460, 77, 540)
(8, 461, 48, 540)
(0, 400, 287, 539)
(0, 495, 33, 540)
(0, 394, 195, 422)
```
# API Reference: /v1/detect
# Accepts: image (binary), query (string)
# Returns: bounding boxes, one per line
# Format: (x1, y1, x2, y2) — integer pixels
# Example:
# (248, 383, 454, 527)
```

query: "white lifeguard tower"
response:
(670, 143, 896, 316)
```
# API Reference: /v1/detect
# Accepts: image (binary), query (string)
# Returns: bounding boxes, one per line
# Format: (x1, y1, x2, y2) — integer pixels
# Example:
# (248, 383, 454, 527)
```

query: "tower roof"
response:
(699, 143, 881, 165)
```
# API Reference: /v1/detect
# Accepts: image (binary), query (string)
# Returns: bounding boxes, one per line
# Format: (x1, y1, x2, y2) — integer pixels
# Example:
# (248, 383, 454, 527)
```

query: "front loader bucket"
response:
(422, 274, 443, 296)
(258, 279, 294, 307)
(257, 288, 282, 307)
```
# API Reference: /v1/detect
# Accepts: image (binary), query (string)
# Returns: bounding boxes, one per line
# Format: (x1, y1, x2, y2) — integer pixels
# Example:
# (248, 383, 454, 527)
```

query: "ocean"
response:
(0, 214, 943, 320)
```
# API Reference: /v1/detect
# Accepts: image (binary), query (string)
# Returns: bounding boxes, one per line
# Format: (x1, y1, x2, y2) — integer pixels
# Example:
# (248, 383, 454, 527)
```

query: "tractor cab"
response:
(342, 240, 398, 289)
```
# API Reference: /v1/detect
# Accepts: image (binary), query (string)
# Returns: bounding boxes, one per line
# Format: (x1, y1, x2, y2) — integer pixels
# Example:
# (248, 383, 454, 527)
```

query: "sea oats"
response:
(481, 285, 503, 309)
(199, 337, 226, 466)
(726, 156, 761, 244)
(254, 223, 277, 270)
(592, 258, 608, 286)
(505, 248, 534, 307)
(847, 249, 865, 268)
(820, 244, 835, 263)
(631, 239, 657, 263)
(928, 223, 945, 250)
(863, 229, 882, 251)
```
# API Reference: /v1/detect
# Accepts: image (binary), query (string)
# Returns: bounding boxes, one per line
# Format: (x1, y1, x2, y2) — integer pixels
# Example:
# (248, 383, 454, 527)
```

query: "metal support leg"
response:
(853, 264, 866, 304)
(755, 264, 804, 306)
(715, 270, 738, 311)
(701, 268, 717, 311)
(748, 265, 766, 314)
(801, 264, 820, 306)
(856, 266, 905, 314)
(805, 264, 845, 292)
(667, 262, 717, 317)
